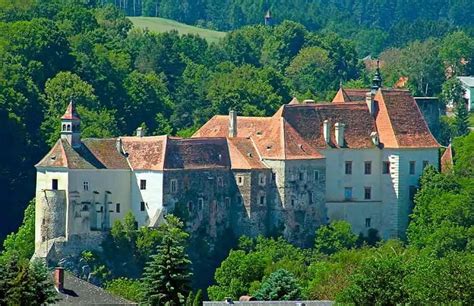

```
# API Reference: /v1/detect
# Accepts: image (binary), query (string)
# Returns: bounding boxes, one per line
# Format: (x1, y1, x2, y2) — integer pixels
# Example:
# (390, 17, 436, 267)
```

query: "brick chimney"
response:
(229, 110, 237, 138)
(54, 267, 64, 292)
(335, 122, 345, 147)
(323, 120, 330, 144)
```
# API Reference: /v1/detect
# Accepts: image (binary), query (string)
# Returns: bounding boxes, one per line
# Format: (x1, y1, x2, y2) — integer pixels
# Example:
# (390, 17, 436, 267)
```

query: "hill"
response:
(128, 17, 226, 44)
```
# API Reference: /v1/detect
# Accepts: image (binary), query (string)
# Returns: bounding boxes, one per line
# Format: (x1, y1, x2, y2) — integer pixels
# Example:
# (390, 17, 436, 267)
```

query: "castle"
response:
(34, 73, 440, 260)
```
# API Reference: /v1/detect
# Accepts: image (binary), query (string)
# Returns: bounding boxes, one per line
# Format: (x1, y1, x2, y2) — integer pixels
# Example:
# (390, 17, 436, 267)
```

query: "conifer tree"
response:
(193, 289, 203, 306)
(142, 215, 192, 306)
(454, 102, 469, 136)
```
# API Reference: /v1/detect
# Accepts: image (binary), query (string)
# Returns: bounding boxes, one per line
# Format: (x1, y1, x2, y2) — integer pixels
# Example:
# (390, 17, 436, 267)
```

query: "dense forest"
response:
(1, 0, 474, 247)
(106, 0, 474, 56)
(0, 0, 473, 304)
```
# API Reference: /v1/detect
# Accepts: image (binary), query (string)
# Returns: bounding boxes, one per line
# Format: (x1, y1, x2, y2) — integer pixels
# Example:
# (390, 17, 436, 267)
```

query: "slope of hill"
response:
(128, 17, 226, 44)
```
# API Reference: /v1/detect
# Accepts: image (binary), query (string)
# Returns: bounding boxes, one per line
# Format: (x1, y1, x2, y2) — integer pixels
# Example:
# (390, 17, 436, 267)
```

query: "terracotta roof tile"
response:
(377, 89, 439, 148)
(61, 102, 80, 120)
(193, 115, 271, 138)
(121, 136, 167, 170)
(332, 88, 368, 103)
(83, 138, 130, 169)
(227, 137, 268, 169)
(35, 140, 68, 168)
(441, 145, 453, 173)
(164, 137, 231, 169)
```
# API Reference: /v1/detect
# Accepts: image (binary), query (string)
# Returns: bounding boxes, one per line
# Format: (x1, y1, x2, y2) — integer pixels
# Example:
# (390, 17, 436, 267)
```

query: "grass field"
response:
(128, 17, 226, 44)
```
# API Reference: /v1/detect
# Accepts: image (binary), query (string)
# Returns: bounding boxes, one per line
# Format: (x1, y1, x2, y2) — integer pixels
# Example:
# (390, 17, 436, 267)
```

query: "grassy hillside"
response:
(128, 17, 226, 44)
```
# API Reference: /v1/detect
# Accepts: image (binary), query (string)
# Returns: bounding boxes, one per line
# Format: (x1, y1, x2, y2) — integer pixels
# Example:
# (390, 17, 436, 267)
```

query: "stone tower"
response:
(61, 101, 81, 148)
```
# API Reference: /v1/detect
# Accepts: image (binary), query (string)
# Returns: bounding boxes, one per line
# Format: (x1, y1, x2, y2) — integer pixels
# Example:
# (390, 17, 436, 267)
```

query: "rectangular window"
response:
(423, 160, 429, 169)
(344, 187, 353, 200)
(345, 161, 352, 175)
(365, 218, 371, 228)
(52, 179, 58, 190)
(364, 161, 372, 175)
(259, 173, 266, 186)
(140, 201, 145, 211)
(170, 179, 178, 193)
(237, 175, 244, 186)
(272, 172, 276, 182)
(259, 195, 265, 205)
(299, 172, 305, 181)
(382, 161, 390, 174)
(140, 179, 147, 190)
(314, 170, 320, 181)
(116, 203, 120, 213)
(409, 161, 416, 175)
(198, 198, 204, 210)
(364, 187, 372, 200)
(308, 191, 313, 204)
(225, 197, 230, 208)
(83, 181, 89, 191)
(217, 176, 224, 187)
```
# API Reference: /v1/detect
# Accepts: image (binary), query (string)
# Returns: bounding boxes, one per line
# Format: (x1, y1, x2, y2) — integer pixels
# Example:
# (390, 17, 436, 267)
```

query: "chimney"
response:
(303, 99, 315, 104)
(116, 137, 123, 154)
(136, 127, 145, 137)
(335, 122, 345, 147)
(323, 120, 330, 144)
(229, 110, 237, 138)
(54, 267, 64, 292)
(366, 92, 375, 116)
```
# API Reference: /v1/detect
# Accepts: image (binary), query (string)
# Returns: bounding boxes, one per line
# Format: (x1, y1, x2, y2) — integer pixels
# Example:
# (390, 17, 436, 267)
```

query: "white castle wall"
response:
(131, 171, 164, 226)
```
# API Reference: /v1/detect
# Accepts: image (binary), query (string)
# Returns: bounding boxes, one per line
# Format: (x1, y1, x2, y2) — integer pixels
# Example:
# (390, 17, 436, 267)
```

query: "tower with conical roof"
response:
(60, 101, 81, 148)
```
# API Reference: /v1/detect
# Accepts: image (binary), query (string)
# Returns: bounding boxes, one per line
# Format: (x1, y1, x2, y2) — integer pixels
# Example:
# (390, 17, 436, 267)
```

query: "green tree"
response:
(142, 215, 192, 305)
(254, 269, 301, 301)
(440, 31, 474, 76)
(314, 221, 358, 255)
(106, 277, 144, 302)
(454, 102, 469, 137)
(1, 198, 35, 261)
(193, 289, 203, 306)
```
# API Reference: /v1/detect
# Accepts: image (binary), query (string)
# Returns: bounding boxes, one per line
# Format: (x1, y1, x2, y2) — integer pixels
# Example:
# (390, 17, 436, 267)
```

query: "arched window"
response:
(67, 124, 71, 131)
(62, 124, 66, 131)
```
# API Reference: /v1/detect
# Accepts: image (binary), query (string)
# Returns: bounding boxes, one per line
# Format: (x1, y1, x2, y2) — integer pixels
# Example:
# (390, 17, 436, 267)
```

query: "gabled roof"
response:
(121, 136, 167, 170)
(36, 139, 129, 169)
(332, 88, 367, 103)
(375, 89, 439, 148)
(227, 137, 268, 169)
(193, 115, 272, 138)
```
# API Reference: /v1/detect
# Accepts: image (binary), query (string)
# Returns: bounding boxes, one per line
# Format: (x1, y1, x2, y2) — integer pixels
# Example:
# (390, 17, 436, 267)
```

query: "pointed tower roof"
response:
(288, 97, 299, 105)
(265, 10, 272, 19)
(61, 101, 80, 120)
(333, 87, 351, 103)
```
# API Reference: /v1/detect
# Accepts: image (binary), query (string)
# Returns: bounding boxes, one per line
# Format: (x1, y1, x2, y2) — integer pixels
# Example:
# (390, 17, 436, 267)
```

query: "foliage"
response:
(454, 103, 470, 137)
(254, 269, 301, 301)
(142, 215, 192, 305)
(106, 277, 144, 302)
(0, 256, 56, 305)
(1, 198, 35, 261)
(314, 221, 358, 255)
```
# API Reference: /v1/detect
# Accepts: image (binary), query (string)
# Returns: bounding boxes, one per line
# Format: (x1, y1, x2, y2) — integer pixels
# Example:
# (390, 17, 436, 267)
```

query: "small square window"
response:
(364, 187, 372, 200)
(382, 161, 390, 174)
(314, 170, 319, 181)
(140, 179, 147, 190)
(365, 218, 371, 228)
(140, 201, 145, 211)
(364, 161, 372, 175)
(52, 179, 58, 190)
(83, 181, 89, 191)
(344, 187, 352, 200)
(237, 175, 244, 186)
(409, 161, 416, 175)
(116, 203, 120, 213)
(345, 161, 352, 175)
(170, 179, 178, 193)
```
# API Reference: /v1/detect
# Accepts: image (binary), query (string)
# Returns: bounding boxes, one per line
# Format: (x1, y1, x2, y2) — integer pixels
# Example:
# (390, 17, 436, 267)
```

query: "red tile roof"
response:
(227, 138, 268, 169)
(122, 136, 167, 170)
(61, 102, 80, 120)
(332, 88, 368, 103)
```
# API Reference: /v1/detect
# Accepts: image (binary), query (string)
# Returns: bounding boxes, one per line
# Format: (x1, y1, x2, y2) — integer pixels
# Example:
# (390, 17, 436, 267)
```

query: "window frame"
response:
(345, 161, 352, 175)
(140, 179, 147, 190)
(140, 201, 146, 212)
(314, 170, 320, 182)
(382, 161, 390, 174)
(344, 187, 353, 201)
(422, 160, 429, 169)
(52, 179, 58, 190)
(259, 173, 266, 186)
(116, 203, 120, 213)
(83, 181, 89, 191)
(364, 161, 372, 175)
(170, 179, 178, 193)
(365, 218, 371, 228)
(198, 198, 204, 210)
(364, 187, 372, 200)
(237, 175, 244, 186)
(409, 161, 416, 175)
